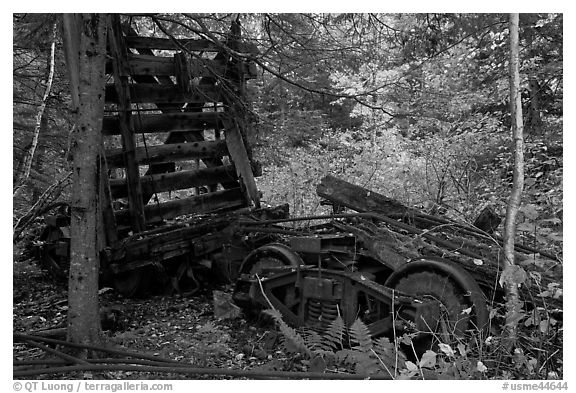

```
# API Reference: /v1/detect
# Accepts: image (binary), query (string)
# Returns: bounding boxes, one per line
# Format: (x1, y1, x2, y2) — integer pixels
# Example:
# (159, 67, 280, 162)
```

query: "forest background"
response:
(13, 13, 564, 248)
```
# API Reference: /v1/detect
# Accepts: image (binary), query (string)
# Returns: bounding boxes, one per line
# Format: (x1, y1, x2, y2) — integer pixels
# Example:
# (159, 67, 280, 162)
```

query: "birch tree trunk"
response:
(13, 22, 57, 198)
(65, 13, 108, 348)
(501, 12, 525, 344)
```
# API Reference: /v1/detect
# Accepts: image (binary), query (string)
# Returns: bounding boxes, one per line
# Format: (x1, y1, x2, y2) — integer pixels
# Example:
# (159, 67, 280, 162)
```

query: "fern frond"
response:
(373, 336, 406, 370)
(263, 309, 312, 358)
(322, 315, 346, 351)
(373, 337, 394, 358)
(350, 319, 373, 352)
(335, 348, 360, 365)
(301, 328, 324, 351)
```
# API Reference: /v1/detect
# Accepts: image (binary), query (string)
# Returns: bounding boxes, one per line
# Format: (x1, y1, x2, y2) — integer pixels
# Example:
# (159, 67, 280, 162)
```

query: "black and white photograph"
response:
(12, 11, 565, 386)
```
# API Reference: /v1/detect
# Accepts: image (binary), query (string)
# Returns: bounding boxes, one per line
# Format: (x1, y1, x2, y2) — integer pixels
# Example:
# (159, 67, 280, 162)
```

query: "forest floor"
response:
(13, 257, 302, 380)
(13, 247, 563, 380)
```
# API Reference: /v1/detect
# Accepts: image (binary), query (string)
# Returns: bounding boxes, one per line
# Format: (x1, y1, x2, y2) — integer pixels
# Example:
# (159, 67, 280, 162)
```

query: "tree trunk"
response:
(526, 77, 543, 134)
(13, 21, 57, 198)
(64, 13, 108, 348)
(501, 13, 525, 344)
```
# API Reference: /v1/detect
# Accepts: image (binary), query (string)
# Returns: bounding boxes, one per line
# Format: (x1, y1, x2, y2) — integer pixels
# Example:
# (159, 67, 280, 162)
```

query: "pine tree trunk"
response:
(65, 13, 108, 348)
(502, 13, 525, 344)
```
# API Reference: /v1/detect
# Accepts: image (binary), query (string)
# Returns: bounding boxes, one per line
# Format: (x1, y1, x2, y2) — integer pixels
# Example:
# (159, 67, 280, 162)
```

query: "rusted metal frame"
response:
(238, 226, 310, 236)
(252, 267, 413, 336)
(240, 212, 486, 260)
(330, 221, 409, 270)
(288, 234, 356, 254)
(107, 15, 146, 233)
(253, 269, 306, 326)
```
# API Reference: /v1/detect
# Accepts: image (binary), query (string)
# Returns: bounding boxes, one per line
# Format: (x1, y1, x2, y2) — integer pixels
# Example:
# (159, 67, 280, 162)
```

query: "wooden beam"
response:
(107, 15, 146, 232)
(109, 165, 238, 198)
(174, 52, 192, 93)
(99, 151, 118, 246)
(105, 140, 228, 168)
(223, 120, 260, 208)
(114, 188, 247, 225)
(105, 54, 244, 78)
(316, 175, 414, 217)
(102, 112, 223, 135)
(109, 214, 238, 263)
(105, 84, 221, 104)
(105, 54, 255, 78)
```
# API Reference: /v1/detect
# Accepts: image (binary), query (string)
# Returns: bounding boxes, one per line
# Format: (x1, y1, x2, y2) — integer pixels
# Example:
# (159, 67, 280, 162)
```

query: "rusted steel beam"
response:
(109, 165, 238, 198)
(105, 140, 228, 168)
(114, 188, 247, 225)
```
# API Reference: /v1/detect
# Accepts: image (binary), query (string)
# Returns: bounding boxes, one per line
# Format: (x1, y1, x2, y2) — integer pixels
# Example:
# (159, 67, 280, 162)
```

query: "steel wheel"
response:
(392, 271, 476, 355)
(233, 243, 303, 311)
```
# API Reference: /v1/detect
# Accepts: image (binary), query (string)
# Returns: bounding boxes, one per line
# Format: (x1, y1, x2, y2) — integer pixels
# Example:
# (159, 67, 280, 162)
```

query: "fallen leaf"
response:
(438, 343, 455, 358)
(476, 361, 487, 372)
(419, 350, 437, 369)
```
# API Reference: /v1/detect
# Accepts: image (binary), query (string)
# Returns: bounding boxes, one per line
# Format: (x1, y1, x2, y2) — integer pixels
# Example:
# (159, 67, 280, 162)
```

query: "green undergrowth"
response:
(263, 305, 562, 380)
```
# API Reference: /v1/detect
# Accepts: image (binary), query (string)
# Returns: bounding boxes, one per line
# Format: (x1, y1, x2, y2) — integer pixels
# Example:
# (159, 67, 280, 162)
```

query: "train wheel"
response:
(394, 272, 469, 350)
(233, 243, 303, 310)
(386, 259, 488, 357)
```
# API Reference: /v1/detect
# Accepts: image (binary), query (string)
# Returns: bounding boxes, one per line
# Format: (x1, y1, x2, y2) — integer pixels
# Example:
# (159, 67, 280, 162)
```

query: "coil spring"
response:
(307, 299, 322, 321)
(306, 299, 339, 324)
